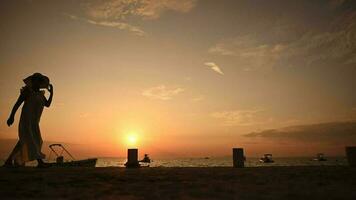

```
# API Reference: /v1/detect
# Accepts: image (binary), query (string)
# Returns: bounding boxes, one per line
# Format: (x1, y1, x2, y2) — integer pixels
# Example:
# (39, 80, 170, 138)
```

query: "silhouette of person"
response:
(3, 73, 53, 168)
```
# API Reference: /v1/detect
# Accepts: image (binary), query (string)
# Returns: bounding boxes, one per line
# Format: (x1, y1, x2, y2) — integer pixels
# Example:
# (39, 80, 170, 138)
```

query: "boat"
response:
(259, 154, 274, 163)
(313, 153, 327, 161)
(139, 154, 151, 163)
(139, 154, 152, 167)
(48, 144, 97, 167)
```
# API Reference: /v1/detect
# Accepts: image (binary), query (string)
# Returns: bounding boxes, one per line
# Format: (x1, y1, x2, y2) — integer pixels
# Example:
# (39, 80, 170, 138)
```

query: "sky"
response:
(0, 0, 356, 158)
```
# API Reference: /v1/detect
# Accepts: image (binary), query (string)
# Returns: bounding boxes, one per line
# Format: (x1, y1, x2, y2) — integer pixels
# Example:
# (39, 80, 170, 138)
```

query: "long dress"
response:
(13, 87, 46, 165)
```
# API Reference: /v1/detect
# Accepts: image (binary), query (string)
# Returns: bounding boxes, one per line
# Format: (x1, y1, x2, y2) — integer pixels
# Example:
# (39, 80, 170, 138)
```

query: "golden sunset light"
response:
(0, 0, 355, 160)
(1, 1, 356, 199)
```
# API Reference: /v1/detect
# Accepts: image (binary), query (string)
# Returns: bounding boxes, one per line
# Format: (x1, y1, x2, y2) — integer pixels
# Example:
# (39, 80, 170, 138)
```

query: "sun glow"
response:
(126, 133, 138, 147)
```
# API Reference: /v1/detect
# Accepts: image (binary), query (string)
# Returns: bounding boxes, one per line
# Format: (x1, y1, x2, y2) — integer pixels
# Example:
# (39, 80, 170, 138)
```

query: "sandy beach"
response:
(0, 166, 355, 199)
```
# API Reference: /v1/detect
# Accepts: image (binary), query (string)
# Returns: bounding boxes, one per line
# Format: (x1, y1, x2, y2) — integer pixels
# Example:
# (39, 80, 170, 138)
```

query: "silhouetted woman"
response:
(4, 73, 53, 167)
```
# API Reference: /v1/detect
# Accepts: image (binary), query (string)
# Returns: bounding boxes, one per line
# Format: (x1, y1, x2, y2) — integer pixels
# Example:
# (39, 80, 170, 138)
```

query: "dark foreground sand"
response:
(0, 166, 355, 200)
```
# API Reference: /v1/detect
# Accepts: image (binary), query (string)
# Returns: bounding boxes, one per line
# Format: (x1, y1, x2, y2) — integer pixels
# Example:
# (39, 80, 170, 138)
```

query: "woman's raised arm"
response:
(45, 84, 53, 107)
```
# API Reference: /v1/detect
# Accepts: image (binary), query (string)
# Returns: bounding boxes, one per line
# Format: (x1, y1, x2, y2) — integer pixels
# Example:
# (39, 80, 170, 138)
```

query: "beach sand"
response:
(0, 166, 355, 199)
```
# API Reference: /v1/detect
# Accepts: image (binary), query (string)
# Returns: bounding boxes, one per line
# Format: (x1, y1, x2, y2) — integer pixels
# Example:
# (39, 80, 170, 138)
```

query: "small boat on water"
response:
(259, 154, 274, 163)
(313, 153, 327, 161)
(139, 154, 151, 163)
(48, 144, 97, 167)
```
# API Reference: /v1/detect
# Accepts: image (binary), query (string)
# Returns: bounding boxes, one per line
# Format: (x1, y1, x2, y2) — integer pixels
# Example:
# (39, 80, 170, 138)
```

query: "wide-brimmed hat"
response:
(23, 73, 50, 89)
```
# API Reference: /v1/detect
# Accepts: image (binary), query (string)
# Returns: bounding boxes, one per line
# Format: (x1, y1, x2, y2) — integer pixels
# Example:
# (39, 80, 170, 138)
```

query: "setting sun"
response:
(126, 133, 138, 147)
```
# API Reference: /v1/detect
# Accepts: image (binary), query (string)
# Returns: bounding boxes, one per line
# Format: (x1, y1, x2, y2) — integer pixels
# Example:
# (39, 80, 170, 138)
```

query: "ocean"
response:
(95, 156, 348, 167)
(0, 156, 348, 167)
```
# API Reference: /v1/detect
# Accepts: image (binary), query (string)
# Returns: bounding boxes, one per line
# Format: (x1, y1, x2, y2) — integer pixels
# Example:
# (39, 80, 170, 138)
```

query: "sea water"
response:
(0, 157, 348, 167)
(95, 156, 348, 167)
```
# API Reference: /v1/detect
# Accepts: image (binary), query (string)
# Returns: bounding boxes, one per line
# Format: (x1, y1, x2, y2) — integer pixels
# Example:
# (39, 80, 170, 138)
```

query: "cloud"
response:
(209, 36, 285, 71)
(84, 0, 197, 20)
(211, 109, 264, 126)
(244, 121, 356, 144)
(142, 85, 184, 100)
(209, 9, 356, 70)
(86, 19, 146, 36)
(66, 0, 196, 36)
(204, 62, 224, 75)
(64, 13, 145, 36)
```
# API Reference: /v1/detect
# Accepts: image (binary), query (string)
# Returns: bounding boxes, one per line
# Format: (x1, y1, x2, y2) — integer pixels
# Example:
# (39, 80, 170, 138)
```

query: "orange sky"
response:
(0, 0, 356, 158)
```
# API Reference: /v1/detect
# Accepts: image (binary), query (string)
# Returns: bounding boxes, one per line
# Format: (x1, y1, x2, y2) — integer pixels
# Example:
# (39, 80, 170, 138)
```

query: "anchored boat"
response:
(48, 144, 97, 167)
(313, 153, 327, 161)
(259, 154, 274, 163)
(140, 154, 151, 163)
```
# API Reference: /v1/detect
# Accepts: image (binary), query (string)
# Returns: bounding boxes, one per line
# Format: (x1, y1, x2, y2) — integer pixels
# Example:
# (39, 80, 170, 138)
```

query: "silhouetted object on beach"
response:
(346, 146, 356, 167)
(48, 144, 97, 167)
(313, 153, 327, 161)
(125, 149, 140, 168)
(233, 148, 245, 168)
(140, 154, 151, 163)
(260, 154, 274, 163)
(139, 153, 151, 167)
(4, 73, 53, 168)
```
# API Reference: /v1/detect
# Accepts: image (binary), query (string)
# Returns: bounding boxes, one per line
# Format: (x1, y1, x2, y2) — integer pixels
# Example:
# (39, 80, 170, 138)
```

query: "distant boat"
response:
(139, 154, 151, 163)
(48, 144, 97, 167)
(259, 154, 274, 163)
(204, 157, 210, 159)
(313, 153, 327, 161)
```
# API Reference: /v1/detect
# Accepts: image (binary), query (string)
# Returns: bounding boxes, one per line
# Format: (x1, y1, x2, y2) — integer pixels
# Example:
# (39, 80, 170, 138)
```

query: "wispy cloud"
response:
(72, 0, 197, 36)
(244, 121, 356, 144)
(142, 85, 184, 100)
(204, 62, 224, 75)
(209, 9, 356, 70)
(64, 13, 145, 36)
(86, 19, 146, 36)
(211, 109, 264, 126)
(84, 0, 197, 20)
(209, 35, 285, 71)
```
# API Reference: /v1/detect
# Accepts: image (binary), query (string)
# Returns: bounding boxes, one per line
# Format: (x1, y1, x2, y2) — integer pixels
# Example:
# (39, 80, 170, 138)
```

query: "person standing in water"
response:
(4, 73, 53, 168)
